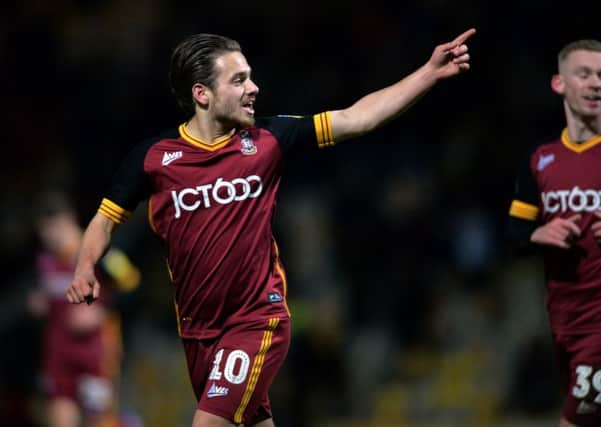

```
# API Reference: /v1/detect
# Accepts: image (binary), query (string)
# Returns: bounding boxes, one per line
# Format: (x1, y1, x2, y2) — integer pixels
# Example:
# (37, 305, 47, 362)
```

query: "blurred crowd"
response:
(2, 1, 599, 426)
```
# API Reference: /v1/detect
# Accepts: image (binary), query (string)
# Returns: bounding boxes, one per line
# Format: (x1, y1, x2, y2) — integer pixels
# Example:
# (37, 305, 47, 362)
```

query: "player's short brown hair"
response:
(558, 39, 601, 68)
(169, 33, 242, 118)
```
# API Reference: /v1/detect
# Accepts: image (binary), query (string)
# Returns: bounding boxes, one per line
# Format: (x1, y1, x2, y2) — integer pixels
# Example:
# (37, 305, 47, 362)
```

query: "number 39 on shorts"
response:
(573, 365, 601, 402)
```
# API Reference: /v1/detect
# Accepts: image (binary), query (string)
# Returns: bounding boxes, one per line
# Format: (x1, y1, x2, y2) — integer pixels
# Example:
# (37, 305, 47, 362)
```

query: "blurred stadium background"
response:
(2, 0, 600, 426)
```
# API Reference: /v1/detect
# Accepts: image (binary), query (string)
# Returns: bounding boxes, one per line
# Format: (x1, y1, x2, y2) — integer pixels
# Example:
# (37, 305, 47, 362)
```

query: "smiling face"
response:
(208, 51, 259, 129)
(552, 49, 601, 120)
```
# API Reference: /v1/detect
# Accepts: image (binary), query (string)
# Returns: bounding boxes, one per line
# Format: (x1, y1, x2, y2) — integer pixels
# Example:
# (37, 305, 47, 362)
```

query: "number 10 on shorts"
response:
(209, 348, 251, 385)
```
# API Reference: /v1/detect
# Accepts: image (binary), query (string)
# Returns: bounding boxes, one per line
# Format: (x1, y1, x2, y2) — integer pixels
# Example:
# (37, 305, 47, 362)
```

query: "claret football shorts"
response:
(554, 332, 601, 426)
(183, 317, 290, 425)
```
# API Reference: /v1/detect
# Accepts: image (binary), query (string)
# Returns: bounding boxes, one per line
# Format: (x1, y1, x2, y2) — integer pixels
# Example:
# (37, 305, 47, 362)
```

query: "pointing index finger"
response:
(452, 28, 477, 47)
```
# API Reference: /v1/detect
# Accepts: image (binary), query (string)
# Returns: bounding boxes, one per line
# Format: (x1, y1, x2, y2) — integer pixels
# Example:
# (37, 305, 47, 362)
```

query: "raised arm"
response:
(66, 213, 117, 304)
(330, 28, 476, 142)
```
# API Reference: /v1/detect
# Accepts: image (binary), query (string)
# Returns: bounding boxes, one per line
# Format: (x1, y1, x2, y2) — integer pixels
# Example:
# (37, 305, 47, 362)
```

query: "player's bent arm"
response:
(67, 213, 118, 304)
(330, 64, 438, 142)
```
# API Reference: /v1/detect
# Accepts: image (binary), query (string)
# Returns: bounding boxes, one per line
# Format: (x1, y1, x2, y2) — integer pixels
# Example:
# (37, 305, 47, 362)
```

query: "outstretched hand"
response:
(428, 28, 476, 80)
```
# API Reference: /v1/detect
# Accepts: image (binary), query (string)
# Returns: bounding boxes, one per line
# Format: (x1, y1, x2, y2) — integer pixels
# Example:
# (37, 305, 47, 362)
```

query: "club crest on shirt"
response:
(240, 130, 257, 155)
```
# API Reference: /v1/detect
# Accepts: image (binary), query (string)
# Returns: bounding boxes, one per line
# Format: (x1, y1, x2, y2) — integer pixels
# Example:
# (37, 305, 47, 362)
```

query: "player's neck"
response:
(565, 114, 601, 143)
(184, 116, 236, 146)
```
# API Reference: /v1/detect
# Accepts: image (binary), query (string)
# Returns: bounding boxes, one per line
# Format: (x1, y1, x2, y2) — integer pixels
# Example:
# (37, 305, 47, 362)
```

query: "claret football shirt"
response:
(98, 113, 334, 339)
(509, 130, 601, 334)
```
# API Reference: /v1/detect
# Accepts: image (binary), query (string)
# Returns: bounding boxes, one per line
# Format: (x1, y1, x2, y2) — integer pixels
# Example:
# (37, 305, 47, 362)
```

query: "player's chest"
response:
(150, 138, 282, 188)
(535, 149, 601, 190)
(535, 148, 601, 214)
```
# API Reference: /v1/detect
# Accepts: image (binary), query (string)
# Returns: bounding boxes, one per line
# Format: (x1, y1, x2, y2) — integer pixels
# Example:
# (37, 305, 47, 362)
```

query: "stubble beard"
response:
(216, 104, 255, 130)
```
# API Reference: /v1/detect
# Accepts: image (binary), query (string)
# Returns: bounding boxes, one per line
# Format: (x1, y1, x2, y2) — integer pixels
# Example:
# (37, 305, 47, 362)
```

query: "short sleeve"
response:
(98, 139, 154, 224)
(509, 147, 539, 222)
(255, 112, 335, 152)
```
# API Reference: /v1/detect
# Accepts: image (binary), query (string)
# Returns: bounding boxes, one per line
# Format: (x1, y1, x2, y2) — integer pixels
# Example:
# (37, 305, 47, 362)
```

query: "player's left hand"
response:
(67, 266, 101, 305)
(428, 28, 476, 80)
(592, 211, 601, 244)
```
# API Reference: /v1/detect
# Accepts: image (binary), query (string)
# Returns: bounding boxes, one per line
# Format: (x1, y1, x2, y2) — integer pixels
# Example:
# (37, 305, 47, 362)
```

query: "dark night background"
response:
(2, 1, 601, 426)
